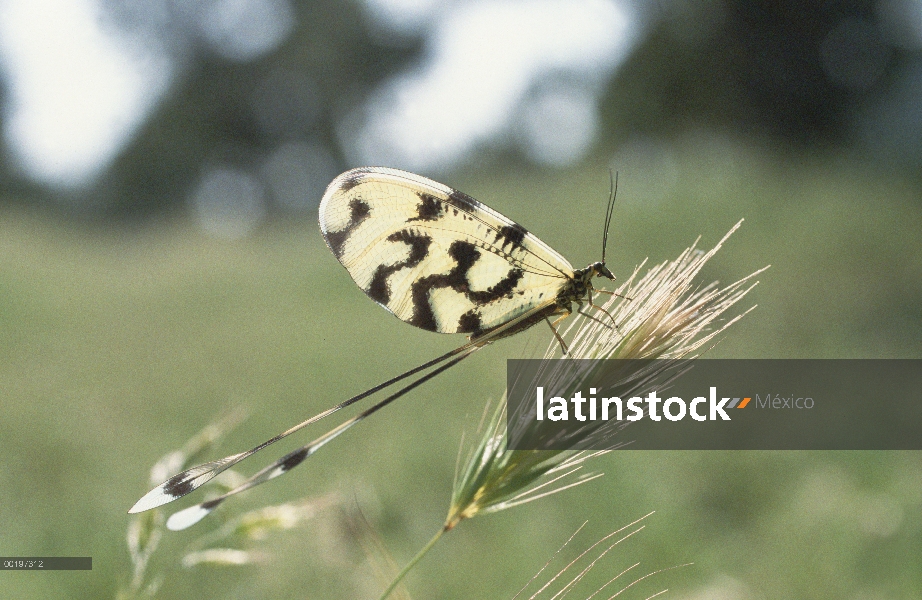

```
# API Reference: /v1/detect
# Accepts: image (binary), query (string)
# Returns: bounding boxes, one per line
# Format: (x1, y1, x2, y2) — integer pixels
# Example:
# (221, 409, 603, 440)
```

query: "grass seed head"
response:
(447, 223, 766, 530)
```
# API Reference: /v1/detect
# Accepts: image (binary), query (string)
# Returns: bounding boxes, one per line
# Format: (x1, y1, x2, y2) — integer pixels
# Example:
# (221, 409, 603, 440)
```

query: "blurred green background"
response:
(1, 1, 921, 598)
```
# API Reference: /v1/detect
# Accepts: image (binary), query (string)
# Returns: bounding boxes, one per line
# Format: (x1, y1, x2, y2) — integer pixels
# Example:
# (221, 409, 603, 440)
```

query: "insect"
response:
(129, 167, 622, 529)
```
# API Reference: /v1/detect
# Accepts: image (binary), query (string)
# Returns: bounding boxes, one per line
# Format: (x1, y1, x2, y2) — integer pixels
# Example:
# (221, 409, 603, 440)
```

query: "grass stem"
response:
(378, 525, 448, 600)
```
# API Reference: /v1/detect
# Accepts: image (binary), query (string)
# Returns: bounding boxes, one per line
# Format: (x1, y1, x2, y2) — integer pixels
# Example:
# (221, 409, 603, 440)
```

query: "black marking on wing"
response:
(498, 223, 527, 250)
(444, 188, 526, 252)
(338, 171, 365, 192)
(408, 193, 444, 222)
(440, 186, 568, 279)
(163, 474, 195, 498)
(367, 230, 432, 306)
(457, 310, 482, 333)
(408, 241, 479, 331)
(280, 448, 309, 472)
(408, 294, 439, 331)
(449, 239, 480, 275)
(469, 267, 524, 304)
(446, 188, 484, 211)
(325, 198, 371, 258)
(407, 240, 526, 333)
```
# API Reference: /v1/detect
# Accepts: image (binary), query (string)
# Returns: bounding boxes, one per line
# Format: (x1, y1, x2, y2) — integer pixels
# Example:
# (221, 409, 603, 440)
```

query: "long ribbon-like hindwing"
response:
(130, 299, 557, 517)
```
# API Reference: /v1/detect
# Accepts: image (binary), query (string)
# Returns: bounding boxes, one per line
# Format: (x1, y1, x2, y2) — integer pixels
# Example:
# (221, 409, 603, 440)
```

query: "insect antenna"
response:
(598, 171, 632, 304)
(601, 170, 619, 264)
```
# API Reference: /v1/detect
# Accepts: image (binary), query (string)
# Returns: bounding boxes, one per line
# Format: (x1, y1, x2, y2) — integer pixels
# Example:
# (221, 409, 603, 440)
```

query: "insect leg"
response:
(575, 299, 614, 330)
(545, 313, 570, 355)
(594, 288, 633, 301)
(587, 290, 620, 330)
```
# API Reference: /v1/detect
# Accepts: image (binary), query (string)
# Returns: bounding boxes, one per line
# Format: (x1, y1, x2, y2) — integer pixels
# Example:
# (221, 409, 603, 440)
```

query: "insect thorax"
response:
(560, 264, 595, 302)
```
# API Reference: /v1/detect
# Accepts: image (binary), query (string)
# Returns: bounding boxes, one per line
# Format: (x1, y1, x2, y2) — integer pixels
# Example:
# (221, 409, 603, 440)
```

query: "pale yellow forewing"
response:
(319, 167, 574, 335)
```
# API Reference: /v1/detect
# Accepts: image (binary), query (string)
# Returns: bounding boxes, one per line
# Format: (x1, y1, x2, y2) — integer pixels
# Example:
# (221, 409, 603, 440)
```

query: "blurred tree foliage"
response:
(1, 0, 918, 217)
(602, 0, 895, 145)
(89, 0, 421, 217)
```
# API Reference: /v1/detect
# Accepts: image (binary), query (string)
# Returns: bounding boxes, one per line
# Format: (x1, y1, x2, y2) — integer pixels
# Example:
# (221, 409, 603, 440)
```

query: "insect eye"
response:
(596, 264, 615, 280)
